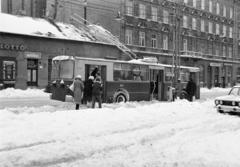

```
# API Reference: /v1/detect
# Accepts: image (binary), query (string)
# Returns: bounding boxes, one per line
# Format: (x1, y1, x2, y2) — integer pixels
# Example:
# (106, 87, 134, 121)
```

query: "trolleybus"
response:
(50, 55, 200, 102)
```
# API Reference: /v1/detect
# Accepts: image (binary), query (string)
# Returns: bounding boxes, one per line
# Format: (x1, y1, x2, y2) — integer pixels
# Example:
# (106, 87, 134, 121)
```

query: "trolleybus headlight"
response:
(219, 100, 223, 105)
(238, 102, 240, 107)
(215, 100, 219, 105)
(232, 101, 236, 106)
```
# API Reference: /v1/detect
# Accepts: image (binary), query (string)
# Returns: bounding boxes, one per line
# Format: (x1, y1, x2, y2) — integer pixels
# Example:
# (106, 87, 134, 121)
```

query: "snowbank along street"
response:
(1, 88, 240, 167)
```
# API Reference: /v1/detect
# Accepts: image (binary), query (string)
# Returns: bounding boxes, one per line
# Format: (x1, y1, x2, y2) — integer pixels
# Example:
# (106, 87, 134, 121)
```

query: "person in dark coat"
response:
(83, 75, 94, 107)
(186, 78, 197, 102)
(73, 75, 84, 110)
(91, 67, 99, 79)
(92, 78, 103, 108)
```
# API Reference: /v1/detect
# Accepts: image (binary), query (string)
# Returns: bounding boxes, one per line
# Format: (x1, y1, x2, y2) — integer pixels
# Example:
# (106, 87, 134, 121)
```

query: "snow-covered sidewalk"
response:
(1, 87, 239, 167)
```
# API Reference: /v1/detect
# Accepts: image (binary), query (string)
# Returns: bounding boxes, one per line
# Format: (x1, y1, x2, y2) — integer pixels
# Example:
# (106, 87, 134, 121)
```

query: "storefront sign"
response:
(149, 65, 164, 70)
(0, 43, 25, 51)
(25, 52, 41, 59)
(224, 63, 232, 66)
(210, 63, 222, 67)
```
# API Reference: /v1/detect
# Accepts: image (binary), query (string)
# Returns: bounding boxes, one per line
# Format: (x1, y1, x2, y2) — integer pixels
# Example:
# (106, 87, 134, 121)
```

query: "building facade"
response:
(119, 0, 240, 88)
(47, 0, 240, 88)
(0, 0, 46, 18)
(0, 32, 127, 89)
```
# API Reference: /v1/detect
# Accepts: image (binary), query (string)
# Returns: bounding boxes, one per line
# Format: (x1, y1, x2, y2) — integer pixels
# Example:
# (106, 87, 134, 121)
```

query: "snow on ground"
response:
(0, 88, 49, 98)
(1, 87, 240, 167)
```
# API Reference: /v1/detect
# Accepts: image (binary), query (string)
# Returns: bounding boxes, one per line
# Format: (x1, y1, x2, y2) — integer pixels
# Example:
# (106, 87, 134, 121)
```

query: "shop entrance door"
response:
(27, 59, 38, 86)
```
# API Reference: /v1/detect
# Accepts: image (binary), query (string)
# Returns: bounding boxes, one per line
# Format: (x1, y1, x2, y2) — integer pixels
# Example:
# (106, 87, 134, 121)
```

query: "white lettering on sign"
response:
(25, 52, 42, 59)
(210, 63, 222, 67)
(0, 43, 25, 51)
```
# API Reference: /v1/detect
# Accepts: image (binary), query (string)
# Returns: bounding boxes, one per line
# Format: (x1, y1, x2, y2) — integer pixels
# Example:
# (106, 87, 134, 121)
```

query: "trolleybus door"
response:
(85, 64, 107, 101)
(150, 69, 164, 101)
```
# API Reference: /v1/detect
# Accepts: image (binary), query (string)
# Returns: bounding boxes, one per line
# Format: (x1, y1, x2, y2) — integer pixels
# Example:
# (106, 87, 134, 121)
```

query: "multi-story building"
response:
(0, 0, 46, 18)
(46, 0, 240, 88)
(120, 0, 240, 88)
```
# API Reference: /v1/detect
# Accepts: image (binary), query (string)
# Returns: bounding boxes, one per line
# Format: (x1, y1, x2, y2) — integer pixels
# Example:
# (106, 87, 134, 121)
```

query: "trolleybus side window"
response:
(59, 60, 74, 79)
(165, 67, 173, 82)
(180, 69, 190, 83)
(113, 63, 149, 81)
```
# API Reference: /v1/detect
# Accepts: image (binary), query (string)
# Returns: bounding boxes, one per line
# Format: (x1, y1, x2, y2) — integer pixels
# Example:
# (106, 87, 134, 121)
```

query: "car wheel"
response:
(115, 94, 127, 103)
(217, 109, 224, 113)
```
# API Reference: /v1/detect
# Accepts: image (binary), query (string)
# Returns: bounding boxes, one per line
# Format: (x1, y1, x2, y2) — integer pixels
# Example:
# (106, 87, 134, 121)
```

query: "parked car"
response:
(215, 86, 240, 113)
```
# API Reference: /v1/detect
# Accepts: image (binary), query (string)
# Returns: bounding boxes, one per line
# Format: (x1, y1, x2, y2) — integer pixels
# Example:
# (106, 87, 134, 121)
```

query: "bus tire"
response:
(113, 90, 129, 103)
(115, 94, 127, 103)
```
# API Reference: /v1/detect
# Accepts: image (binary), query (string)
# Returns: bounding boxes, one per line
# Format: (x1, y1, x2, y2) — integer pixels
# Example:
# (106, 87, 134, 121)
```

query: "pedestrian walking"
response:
(83, 75, 94, 107)
(72, 75, 84, 110)
(92, 77, 103, 108)
(186, 78, 197, 102)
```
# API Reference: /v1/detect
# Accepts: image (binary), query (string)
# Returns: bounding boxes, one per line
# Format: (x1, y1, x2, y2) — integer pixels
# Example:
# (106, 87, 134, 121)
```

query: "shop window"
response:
(113, 63, 149, 81)
(3, 61, 16, 80)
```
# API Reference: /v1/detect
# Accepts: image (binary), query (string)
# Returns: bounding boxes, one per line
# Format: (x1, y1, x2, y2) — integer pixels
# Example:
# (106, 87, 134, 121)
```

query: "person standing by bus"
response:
(83, 75, 94, 107)
(72, 75, 84, 110)
(186, 78, 196, 102)
(91, 66, 99, 79)
(92, 77, 103, 108)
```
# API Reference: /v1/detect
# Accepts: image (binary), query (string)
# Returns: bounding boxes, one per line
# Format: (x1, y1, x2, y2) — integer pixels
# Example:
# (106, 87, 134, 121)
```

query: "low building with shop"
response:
(0, 13, 134, 89)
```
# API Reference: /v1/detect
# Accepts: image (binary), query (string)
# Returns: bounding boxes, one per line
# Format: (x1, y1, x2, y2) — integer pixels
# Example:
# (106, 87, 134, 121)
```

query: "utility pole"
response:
(172, 2, 181, 88)
(233, 0, 239, 85)
(83, 0, 87, 25)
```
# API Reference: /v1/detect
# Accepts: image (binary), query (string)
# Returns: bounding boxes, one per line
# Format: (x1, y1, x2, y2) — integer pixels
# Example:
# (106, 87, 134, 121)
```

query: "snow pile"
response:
(1, 87, 239, 166)
(0, 88, 48, 98)
(1, 89, 240, 166)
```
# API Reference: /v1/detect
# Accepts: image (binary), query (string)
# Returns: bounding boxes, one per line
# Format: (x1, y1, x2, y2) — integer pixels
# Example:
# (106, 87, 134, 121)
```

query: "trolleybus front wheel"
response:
(115, 94, 127, 103)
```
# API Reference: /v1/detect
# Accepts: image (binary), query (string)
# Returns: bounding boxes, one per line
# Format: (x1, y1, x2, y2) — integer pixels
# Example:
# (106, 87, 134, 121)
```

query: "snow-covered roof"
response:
(0, 13, 94, 41)
(0, 13, 136, 59)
